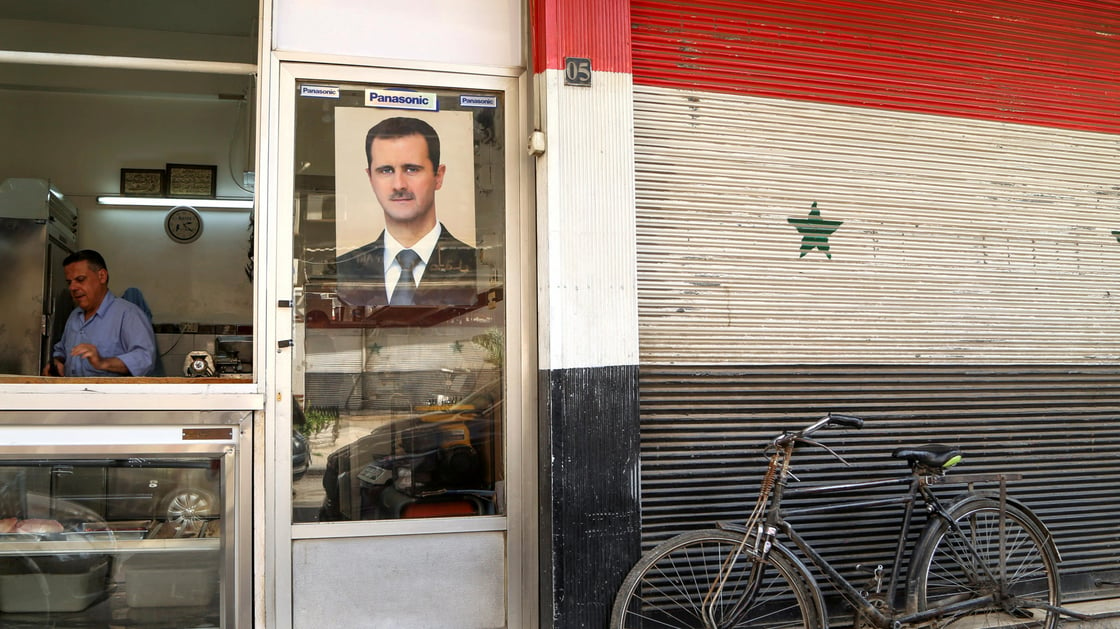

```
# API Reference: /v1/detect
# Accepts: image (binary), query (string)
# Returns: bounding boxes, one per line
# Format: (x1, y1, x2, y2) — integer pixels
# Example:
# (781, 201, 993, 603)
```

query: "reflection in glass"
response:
(291, 82, 506, 522)
(0, 458, 223, 625)
(318, 370, 502, 520)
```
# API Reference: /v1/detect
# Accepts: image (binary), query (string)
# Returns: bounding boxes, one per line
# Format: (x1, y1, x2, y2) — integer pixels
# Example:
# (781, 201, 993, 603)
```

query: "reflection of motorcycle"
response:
(356, 424, 486, 518)
(319, 382, 499, 521)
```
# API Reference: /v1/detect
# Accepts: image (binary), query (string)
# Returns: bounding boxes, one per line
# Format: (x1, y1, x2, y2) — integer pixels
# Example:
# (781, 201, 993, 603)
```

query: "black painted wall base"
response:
(539, 364, 641, 628)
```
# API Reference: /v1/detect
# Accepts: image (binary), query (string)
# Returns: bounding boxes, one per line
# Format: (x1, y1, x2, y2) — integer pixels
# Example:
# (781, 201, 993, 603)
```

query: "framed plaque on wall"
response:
(166, 163, 217, 198)
(120, 168, 166, 196)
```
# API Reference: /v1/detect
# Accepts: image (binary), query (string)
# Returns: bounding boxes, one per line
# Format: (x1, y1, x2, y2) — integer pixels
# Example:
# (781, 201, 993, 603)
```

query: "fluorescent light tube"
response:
(97, 196, 253, 209)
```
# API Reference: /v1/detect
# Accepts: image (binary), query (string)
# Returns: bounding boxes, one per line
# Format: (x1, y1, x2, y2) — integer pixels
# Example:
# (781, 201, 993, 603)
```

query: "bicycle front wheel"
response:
(910, 498, 1061, 629)
(610, 528, 825, 629)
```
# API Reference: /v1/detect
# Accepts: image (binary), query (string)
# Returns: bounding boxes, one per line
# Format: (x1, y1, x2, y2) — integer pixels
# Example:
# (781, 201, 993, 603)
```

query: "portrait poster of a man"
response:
(334, 108, 479, 309)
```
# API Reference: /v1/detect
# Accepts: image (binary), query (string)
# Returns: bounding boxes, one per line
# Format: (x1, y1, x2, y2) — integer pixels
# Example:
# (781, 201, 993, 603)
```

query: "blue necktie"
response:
(390, 249, 421, 305)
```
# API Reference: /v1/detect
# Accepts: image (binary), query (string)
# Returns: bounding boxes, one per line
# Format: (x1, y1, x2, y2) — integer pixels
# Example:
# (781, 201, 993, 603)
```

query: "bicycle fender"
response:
(937, 492, 1062, 562)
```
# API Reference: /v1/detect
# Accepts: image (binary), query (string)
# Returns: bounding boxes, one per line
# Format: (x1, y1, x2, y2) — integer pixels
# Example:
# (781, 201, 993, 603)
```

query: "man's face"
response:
(365, 133, 446, 228)
(64, 261, 109, 315)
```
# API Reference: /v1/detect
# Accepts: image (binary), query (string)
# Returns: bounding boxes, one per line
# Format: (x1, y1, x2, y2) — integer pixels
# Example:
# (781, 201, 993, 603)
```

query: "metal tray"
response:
(64, 530, 147, 542)
(0, 533, 41, 542)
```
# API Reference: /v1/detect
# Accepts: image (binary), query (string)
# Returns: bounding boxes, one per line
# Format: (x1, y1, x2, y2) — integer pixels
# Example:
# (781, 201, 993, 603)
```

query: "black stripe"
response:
(540, 363, 641, 628)
(639, 364, 1120, 604)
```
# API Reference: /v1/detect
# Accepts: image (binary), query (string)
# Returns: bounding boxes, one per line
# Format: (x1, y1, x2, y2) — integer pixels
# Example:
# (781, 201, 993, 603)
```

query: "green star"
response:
(369, 343, 382, 355)
(788, 202, 843, 259)
(451, 341, 463, 353)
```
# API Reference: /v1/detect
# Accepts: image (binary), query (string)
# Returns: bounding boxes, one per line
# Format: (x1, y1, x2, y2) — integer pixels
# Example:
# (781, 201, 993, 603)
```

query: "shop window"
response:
(0, 4, 258, 384)
(291, 81, 506, 522)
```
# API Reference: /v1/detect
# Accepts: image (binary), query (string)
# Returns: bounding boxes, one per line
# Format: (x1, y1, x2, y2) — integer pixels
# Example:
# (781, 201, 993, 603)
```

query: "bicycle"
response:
(610, 413, 1062, 629)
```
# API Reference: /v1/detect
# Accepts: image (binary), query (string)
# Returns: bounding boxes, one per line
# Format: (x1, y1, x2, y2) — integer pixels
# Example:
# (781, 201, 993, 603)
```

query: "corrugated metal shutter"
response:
(631, 0, 1120, 134)
(631, 0, 1120, 365)
(638, 365, 1120, 600)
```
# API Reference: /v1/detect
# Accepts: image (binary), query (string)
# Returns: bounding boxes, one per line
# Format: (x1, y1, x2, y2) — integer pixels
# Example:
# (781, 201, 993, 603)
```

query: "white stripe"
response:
(635, 85, 1120, 364)
(537, 69, 639, 370)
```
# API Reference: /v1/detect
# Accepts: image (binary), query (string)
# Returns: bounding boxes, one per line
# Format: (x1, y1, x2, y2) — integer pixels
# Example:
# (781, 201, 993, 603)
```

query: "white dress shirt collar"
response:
(383, 223, 442, 297)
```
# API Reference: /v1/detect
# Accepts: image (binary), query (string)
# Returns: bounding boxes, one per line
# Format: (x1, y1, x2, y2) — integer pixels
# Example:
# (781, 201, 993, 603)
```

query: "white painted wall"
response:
(274, 0, 522, 69)
(536, 69, 639, 371)
(0, 89, 254, 326)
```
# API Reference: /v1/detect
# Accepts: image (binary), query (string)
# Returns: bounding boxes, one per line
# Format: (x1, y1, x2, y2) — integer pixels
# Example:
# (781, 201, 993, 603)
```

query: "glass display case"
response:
(0, 420, 248, 628)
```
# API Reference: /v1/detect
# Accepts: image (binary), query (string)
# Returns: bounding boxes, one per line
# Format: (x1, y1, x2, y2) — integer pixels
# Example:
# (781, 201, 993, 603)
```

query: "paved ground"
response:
(1062, 598, 1120, 629)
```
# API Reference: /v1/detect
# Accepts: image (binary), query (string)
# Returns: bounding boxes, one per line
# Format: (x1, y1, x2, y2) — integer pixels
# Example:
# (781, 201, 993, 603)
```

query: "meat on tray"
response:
(0, 518, 65, 534)
(16, 519, 65, 534)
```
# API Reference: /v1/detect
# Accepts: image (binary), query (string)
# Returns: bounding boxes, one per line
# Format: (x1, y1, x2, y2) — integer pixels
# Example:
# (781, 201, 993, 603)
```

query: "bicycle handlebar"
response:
(776, 413, 865, 445)
(827, 414, 865, 429)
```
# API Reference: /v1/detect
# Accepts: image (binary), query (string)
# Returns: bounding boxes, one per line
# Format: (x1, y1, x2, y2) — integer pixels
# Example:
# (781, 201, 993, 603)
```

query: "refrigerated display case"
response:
(0, 414, 250, 628)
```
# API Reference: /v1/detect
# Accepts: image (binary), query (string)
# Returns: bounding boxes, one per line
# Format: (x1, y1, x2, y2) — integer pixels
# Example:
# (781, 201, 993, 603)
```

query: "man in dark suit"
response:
(336, 117, 478, 308)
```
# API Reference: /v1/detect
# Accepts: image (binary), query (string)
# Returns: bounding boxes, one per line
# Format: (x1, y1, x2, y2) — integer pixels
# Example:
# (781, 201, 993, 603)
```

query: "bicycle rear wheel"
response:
(910, 497, 1061, 629)
(610, 528, 825, 629)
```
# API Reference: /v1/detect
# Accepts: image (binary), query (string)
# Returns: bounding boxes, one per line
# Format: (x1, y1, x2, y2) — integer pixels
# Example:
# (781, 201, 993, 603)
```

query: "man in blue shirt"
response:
(41, 250, 158, 377)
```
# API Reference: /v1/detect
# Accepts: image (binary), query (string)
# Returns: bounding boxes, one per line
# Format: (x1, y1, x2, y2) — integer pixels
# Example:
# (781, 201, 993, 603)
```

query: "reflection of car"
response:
(0, 460, 220, 528)
(291, 400, 313, 482)
(292, 429, 310, 481)
(61, 428, 310, 524)
(0, 426, 313, 531)
(319, 380, 501, 521)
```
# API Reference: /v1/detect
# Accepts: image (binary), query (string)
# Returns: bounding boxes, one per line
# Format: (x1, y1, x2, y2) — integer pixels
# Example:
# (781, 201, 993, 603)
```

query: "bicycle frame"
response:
(611, 415, 1074, 629)
(745, 443, 1025, 629)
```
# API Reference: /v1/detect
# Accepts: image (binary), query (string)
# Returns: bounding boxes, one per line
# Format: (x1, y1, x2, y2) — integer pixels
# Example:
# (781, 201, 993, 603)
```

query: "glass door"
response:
(277, 63, 528, 629)
(289, 79, 509, 524)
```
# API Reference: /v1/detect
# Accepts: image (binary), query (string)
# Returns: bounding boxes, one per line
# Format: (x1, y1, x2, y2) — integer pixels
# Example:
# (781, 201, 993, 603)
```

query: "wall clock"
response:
(165, 206, 203, 244)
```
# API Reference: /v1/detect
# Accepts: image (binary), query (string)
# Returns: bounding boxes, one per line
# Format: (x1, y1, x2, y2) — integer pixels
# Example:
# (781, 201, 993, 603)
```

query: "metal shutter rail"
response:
(638, 365, 1120, 600)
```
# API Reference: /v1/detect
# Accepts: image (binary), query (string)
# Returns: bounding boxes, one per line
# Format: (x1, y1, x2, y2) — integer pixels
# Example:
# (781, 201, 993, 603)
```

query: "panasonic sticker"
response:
(460, 94, 498, 108)
(364, 89, 439, 111)
(300, 85, 340, 99)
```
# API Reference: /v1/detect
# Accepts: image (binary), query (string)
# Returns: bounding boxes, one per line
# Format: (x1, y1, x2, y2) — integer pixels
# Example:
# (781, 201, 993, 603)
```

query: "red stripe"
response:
(532, 0, 632, 74)
(631, 0, 1120, 134)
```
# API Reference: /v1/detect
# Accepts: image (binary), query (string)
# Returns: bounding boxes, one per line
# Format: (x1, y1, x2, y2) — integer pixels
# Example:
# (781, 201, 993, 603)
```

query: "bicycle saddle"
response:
(892, 444, 962, 469)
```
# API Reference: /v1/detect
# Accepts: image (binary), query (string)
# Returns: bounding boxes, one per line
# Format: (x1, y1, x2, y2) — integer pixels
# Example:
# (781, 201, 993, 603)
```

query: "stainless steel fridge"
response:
(0, 178, 78, 375)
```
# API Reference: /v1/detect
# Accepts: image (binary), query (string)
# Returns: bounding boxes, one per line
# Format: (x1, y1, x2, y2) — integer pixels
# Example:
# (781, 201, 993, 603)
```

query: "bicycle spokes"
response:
(613, 530, 821, 629)
(914, 502, 1059, 629)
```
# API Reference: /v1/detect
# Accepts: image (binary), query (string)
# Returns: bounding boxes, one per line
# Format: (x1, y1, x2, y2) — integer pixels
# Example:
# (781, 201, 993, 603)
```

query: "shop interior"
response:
(0, 3, 258, 626)
(0, 0, 259, 381)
